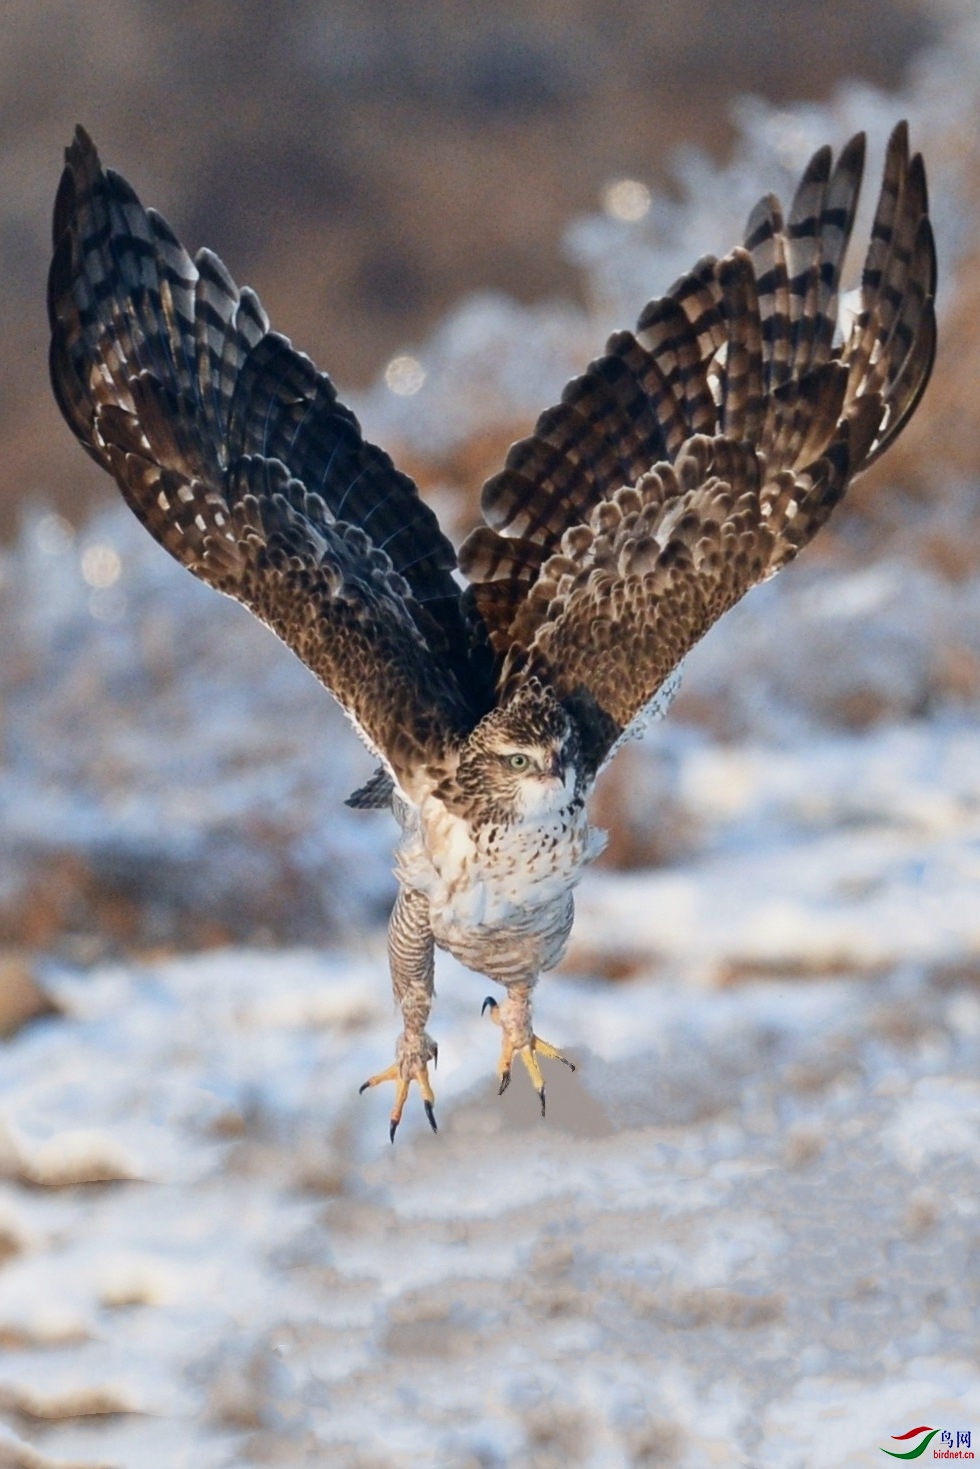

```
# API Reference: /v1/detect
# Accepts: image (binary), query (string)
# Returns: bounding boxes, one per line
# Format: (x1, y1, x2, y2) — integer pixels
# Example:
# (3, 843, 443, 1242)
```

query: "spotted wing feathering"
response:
(48, 124, 936, 1138)
(48, 126, 490, 795)
(459, 125, 936, 772)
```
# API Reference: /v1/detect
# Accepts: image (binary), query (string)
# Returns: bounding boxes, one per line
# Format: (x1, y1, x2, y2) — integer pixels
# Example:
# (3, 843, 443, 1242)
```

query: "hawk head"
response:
(442, 682, 583, 825)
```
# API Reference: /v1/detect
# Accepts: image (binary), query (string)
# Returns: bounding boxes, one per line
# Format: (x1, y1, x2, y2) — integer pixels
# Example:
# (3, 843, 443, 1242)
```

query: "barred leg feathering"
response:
(359, 887, 439, 1142)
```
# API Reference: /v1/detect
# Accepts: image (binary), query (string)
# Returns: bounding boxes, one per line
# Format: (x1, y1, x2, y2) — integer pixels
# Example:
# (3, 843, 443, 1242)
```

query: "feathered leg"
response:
(359, 886, 438, 1142)
(482, 982, 575, 1117)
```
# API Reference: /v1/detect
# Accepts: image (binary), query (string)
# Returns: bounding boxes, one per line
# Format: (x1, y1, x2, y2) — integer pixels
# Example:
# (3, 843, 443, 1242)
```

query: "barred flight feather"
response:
(48, 123, 936, 1136)
(461, 123, 935, 772)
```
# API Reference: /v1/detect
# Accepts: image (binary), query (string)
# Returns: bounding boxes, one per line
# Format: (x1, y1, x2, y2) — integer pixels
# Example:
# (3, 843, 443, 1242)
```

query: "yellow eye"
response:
(506, 753, 530, 771)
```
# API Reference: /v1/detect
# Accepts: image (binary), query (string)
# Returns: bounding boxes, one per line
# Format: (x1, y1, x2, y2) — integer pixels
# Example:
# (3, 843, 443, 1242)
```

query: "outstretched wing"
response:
(48, 126, 489, 793)
(460, 125, 936, 773)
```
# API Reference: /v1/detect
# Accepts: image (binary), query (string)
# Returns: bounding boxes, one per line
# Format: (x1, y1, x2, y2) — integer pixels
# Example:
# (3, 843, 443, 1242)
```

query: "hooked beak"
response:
(544, 749, 566, 782)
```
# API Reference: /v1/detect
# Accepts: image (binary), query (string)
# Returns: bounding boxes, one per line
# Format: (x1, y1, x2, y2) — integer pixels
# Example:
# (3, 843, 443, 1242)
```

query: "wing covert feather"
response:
(48, 127, 484, 782)
(460, 125, 935, 773)
(49, 125, 936, 786)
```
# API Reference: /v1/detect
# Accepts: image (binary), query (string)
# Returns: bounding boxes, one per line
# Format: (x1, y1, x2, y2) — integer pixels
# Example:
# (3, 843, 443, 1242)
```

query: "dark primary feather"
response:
(49, 125, 935, 797)
(459, 124, 936, 774)
(345, 766, 397, 810)
(48, 126, 488, 785)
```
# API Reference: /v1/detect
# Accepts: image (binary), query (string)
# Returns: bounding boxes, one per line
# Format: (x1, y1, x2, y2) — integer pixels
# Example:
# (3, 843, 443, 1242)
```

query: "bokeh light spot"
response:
(81, 543, 122, 589)
(384, 355, 426, 396)
(88, 586, 127, 622)
(601, 178, 652, 222)
(36, 514, 75, 554)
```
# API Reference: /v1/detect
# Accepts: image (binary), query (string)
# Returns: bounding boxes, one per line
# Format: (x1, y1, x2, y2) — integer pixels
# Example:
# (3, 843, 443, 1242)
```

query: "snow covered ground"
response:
(3, 842, 980, 1467)
(3, 19, 980, 1468)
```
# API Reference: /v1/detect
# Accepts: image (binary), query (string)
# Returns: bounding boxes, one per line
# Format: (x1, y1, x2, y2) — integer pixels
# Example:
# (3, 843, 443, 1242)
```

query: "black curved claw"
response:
(481, 996, 498, 1016)
(498, 1066, 511, 1096)
(431, 1041, 439, 1070)
(424, 1099, 438, 1134)
(538, 1087, 546, 1118)
(389, 1117, 399, 1145)
(358, 1080, 371, 1095)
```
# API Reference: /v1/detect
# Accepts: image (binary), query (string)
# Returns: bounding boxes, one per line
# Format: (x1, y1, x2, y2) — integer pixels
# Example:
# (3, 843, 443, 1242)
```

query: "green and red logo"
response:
(882, 1428, 942, 1460)
(881, 1427, 974, 1460)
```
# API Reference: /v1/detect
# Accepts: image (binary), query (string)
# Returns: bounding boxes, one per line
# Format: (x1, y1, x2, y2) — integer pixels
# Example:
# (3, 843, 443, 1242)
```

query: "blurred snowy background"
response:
(2, 3, 980, 1466)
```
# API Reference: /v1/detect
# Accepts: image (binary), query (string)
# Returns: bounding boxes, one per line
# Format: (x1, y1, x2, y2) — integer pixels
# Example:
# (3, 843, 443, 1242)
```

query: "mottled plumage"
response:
(49, 124, 936, 1137)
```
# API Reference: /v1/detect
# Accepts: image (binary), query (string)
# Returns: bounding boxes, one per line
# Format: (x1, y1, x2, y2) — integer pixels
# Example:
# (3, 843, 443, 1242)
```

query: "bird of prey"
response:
(49, 124, 935, 1140)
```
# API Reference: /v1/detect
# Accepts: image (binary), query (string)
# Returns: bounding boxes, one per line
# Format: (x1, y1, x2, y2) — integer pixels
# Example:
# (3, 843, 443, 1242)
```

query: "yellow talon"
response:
(481, 997, 575, 1116)
(359, 1057, 438, 1143)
